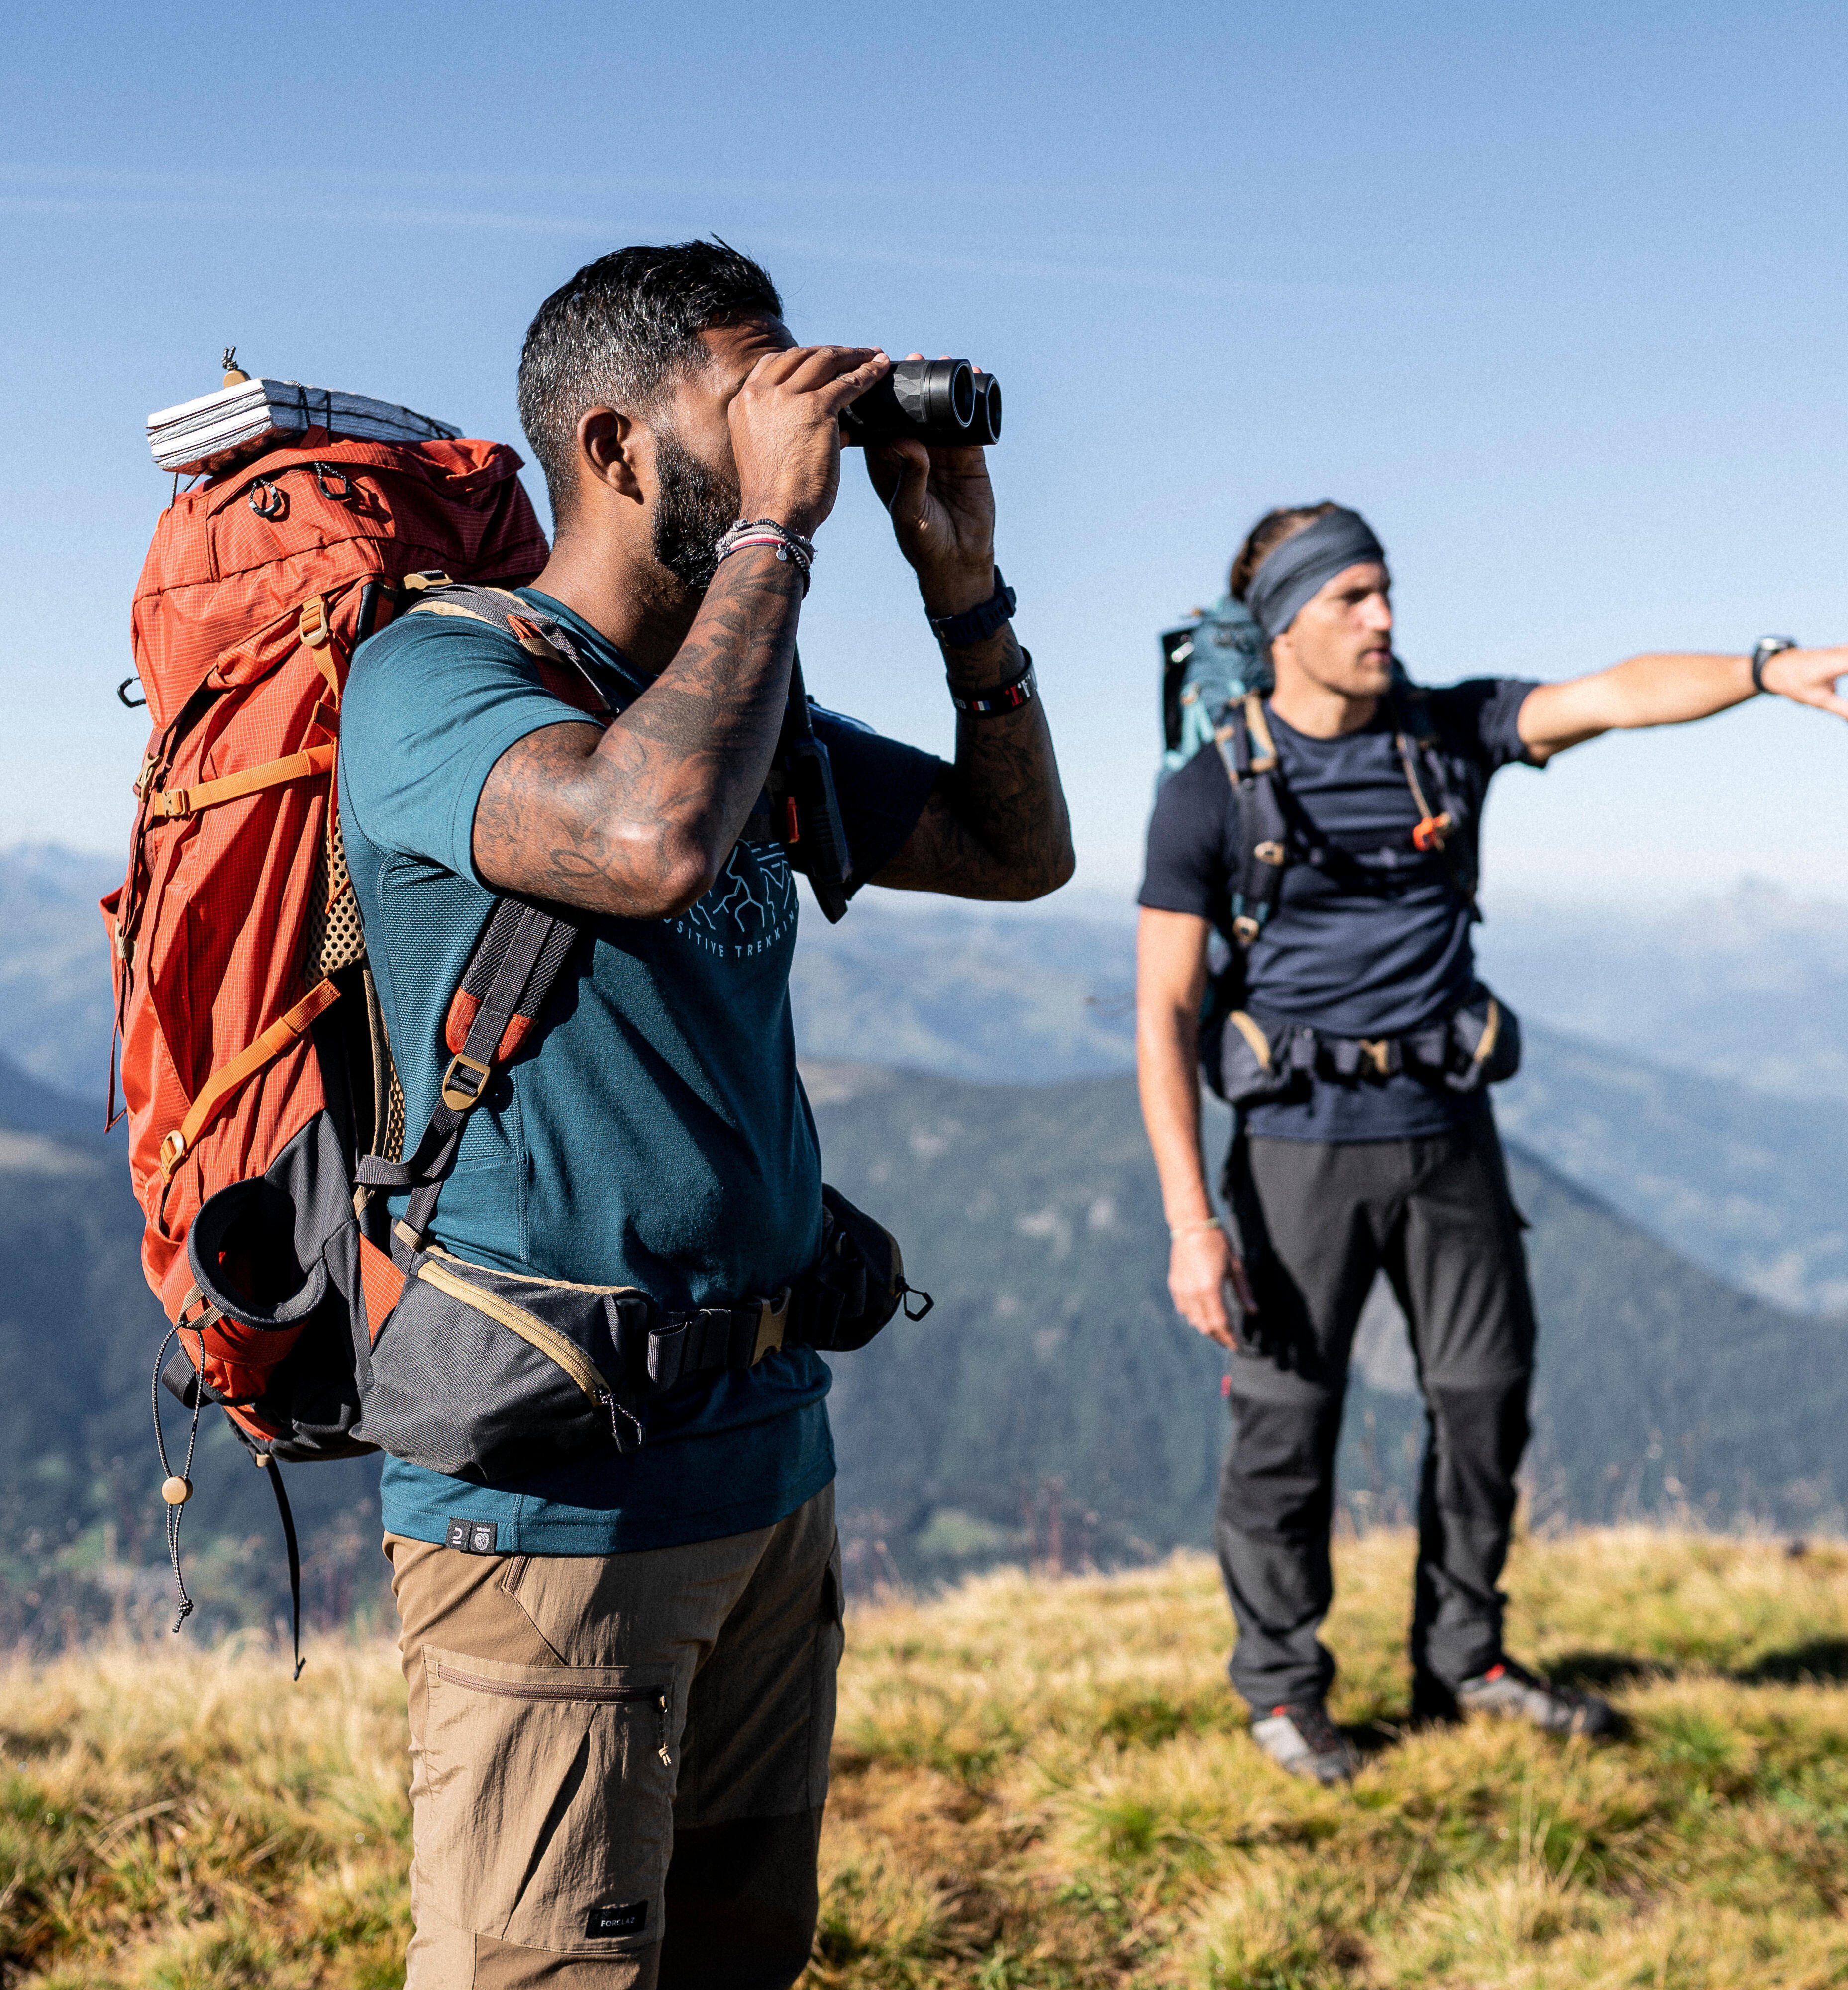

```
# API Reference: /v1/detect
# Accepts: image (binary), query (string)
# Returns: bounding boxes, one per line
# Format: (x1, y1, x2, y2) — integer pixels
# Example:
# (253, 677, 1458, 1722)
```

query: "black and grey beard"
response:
(650, 431, 741, 593)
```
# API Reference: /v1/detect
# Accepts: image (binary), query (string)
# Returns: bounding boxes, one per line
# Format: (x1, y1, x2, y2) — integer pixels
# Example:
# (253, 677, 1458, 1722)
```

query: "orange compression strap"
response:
(158, 979, 341, 1179)
(149, 742, 338, 821)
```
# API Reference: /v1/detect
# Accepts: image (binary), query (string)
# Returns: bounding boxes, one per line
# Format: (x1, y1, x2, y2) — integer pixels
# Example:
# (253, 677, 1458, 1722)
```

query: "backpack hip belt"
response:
(1212, 987, 1520, 1108)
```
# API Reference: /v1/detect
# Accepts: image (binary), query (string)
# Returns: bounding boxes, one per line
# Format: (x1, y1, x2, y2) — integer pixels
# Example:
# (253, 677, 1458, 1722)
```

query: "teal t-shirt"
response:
(338, 589, 941, 1553)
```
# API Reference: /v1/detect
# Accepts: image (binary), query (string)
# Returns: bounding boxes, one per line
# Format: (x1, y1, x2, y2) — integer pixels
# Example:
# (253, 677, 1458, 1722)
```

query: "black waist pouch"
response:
(1438, 983, 1522, 1093)
(805, 1183, 930, 1351)
(182, 1129, 930, 1482)
(1213, 1008, 1313, 1109)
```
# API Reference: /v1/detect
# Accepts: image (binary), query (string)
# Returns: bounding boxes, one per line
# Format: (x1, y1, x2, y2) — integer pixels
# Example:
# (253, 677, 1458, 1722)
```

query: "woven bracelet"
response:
(948, 649, 1036, 717)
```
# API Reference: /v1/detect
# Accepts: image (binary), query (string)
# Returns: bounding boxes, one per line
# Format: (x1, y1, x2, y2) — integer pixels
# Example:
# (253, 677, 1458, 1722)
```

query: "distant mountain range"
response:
(2, 842, 1845, 1630)
(811, 1065, 1848, 1590)
(3, 1055, 1842, 1640)
(6, 844, 1848, 1310)
(785, 894, 1848, 1314)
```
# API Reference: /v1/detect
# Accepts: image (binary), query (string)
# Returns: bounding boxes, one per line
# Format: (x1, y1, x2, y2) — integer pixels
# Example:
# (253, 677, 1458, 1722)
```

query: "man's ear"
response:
(577, 406, 648, 504)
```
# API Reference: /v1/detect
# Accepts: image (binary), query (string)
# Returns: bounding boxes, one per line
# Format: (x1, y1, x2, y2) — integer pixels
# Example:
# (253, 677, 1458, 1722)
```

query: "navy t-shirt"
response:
(339, 589, 942, 1552)
(1138, 680, 1540, 1142)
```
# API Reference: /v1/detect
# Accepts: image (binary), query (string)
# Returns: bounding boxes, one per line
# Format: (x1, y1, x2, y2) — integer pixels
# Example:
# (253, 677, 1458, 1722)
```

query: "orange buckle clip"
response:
(298, 597, 331, 649)
(158, 1129, 187, 1178)
(1232, 914, 1261, 946)
(1412, 813, 1453, 852)
(440, 1052, 492, 1113)
(1253, 840, 1286, 866)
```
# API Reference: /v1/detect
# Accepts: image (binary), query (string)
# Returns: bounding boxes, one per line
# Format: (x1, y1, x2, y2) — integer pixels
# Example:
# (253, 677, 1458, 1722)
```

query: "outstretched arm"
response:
(859, 365, 1075, 902)
(1135, 907, 1256, 1351)
(1517, 645, 1848, 764)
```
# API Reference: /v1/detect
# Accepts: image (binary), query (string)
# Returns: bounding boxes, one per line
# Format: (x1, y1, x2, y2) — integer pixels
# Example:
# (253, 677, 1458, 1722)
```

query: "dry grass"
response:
(5, 1530, 1848, 1985)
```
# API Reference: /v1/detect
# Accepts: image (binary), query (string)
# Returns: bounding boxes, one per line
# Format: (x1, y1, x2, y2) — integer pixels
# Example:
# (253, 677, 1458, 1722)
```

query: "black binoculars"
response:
(841, 357, 1003, 449)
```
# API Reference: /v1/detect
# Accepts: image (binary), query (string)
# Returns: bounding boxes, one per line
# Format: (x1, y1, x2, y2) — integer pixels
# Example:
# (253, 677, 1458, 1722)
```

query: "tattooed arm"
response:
(872, 618, 1074, 899)
(471, 342, 888, 918)
(860, 374, 1075, 902)
(473, 548, 803, 916)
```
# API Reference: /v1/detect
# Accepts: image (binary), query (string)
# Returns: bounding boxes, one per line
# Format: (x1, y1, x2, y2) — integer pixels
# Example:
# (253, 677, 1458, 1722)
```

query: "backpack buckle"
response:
(1413, 812, 1453, 852)
(1253, 840, 1286, 866)
(298, 596, 331, 649)
(1358, 1038, 1394, 1077)
(439, 1052, 492, 1112)
(1232, 914, 1261, 946)
(752, 1289, 791, 1365)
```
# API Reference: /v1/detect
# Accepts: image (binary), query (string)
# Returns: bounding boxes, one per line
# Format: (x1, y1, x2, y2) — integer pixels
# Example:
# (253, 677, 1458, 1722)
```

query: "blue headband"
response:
(1244, 508, 1387, 640)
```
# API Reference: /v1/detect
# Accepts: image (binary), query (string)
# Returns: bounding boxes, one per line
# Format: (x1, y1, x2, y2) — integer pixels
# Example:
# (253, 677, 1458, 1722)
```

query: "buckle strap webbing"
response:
(1215, 694, 1290, 948)
(357, 898, 582, 1254)
(158, 978, 342, 1179)
(148, 741, 338, 821)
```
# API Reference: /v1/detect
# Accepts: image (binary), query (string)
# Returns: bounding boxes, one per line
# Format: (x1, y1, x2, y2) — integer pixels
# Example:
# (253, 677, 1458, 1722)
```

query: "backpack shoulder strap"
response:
(355, 896, 583, 1257)
(1388, 684, 1480, 915)
(1213, 694, 1290, 947)
(401, 575, 631, 719)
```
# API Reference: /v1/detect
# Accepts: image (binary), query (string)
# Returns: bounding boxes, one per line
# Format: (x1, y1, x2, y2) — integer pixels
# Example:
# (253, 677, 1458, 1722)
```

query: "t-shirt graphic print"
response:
(676, 841, 799, 961)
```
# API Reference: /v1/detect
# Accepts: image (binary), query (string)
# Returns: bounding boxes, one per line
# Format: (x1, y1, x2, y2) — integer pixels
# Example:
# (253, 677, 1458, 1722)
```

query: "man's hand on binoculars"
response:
(1760, 644, 1848, 721)
(864, 353, 998, 618)
(728, 344, 891, 541)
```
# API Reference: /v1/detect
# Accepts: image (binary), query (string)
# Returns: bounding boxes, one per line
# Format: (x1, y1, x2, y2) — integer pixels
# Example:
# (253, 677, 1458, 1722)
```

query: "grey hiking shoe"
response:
(1250, 1701, 1358, 1784)
(1454, 1657, 1619, 1737)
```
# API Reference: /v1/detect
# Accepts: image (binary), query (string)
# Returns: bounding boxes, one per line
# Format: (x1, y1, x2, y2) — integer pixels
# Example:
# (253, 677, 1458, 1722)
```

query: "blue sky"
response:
(5, 0, 1848, 904)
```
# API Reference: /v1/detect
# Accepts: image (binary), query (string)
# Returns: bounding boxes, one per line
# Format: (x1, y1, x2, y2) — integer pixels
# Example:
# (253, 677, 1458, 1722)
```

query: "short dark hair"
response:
(1229, 501, 1340, 602)
(517, 240, 783, 524)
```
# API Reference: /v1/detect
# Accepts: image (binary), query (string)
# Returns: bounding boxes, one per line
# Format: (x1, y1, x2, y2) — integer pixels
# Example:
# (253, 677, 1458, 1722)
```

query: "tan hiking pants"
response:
(386, 1484, 843, 1988)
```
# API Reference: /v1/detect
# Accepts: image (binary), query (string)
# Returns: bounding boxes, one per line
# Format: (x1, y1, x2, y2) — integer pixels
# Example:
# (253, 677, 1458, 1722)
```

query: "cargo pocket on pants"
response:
(417, 1647, 677, 1955)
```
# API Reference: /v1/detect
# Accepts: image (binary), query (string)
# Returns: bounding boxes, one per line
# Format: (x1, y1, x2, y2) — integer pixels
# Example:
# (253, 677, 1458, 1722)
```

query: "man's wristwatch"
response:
(1751, 635, 1798, 694)
(928, 568, 1016, 648)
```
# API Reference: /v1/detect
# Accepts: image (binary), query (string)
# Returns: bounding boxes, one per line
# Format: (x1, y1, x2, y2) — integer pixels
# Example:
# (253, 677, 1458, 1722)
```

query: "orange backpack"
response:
(106, 432, 547, 1443)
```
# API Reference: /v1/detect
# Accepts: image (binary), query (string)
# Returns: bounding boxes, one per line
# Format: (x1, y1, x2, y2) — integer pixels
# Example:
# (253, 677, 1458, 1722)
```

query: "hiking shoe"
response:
(1250, 1701, 1358, 1784)
(1453, 1657, 1619, 1737)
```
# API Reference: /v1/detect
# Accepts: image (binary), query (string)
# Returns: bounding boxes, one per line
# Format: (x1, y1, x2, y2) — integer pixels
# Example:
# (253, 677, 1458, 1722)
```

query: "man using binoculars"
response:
(339, 241, 1071, 1985)
(1136, 501, 1848, 1784)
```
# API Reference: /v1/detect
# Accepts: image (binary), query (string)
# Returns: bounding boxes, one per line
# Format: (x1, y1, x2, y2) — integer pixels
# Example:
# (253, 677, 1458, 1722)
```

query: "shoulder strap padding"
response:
(1213, 696, 1290, 947)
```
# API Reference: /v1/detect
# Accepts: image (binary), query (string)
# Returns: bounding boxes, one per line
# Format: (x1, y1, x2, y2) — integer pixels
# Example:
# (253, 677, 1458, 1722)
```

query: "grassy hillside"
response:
(4, 1530, 1848, 1987)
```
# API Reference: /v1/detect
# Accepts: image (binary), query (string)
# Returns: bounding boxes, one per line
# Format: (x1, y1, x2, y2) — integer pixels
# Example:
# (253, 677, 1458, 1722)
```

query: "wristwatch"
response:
(1751, 635, 1798, 694)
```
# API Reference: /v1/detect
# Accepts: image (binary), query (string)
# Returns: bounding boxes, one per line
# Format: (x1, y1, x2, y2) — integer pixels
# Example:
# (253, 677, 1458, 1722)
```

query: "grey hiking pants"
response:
(1216, 1110, 1536, 1713)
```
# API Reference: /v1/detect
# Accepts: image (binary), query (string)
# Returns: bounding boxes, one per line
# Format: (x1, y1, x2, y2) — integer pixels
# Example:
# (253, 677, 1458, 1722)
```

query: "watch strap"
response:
(1751, 635, 1798, 694)
(928, 568, 1016, 648)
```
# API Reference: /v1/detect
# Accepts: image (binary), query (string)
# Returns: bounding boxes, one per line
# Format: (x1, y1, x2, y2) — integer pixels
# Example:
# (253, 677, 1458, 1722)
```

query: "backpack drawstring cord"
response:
(150, 1323, 205, 1633)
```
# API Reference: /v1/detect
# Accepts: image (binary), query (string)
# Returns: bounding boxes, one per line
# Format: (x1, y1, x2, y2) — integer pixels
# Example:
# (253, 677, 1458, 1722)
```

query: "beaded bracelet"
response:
(948, 648, 1036, 717)
(712, 518, 815, 594)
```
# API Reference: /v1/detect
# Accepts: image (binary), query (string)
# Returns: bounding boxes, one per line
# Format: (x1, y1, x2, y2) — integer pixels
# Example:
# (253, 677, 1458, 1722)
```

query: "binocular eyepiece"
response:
(841, 357, 1002, 449)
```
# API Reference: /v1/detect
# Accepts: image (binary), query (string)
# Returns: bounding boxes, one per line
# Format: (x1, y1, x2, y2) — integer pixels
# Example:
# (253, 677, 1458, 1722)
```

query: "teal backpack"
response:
(1158, 595, 1270, 782)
